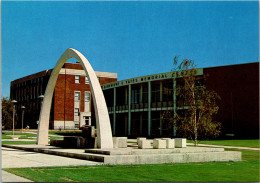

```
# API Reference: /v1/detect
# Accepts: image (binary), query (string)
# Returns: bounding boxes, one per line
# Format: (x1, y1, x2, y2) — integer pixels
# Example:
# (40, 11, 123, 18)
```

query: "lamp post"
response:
(21, 106, 25, 133)
(11, 100, 17, 138)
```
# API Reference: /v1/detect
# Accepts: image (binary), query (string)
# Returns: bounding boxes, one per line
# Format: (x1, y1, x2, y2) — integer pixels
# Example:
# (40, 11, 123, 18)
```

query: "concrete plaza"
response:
(2, 147, 103, 182)
(3, 138, 258, 182)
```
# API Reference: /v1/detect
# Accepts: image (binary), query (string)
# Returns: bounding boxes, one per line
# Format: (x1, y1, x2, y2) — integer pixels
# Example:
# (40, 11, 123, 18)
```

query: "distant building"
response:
(10, 62, 259, 139)
(102, 62, 259, 139)
(10, 62, 117, 129)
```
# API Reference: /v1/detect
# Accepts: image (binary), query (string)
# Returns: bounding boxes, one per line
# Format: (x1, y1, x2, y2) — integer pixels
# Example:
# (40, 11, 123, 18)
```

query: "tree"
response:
(171, 56, 221, 146)
(1, 97, 17, 130)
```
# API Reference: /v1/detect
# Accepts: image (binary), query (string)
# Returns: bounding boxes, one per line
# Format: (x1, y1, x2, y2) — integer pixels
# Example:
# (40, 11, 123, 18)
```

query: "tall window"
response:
(74, 108, 79, 116)
(142, 84, 148, 103)
(74, 91, 80, 101)
(162, 80, 173, 102)
(85, 76, 89, 84)
(75, 75, 80, 83)
(131, 86, 140, 104)
(151, 82, 160, 103)
(85, 92, 90, 101)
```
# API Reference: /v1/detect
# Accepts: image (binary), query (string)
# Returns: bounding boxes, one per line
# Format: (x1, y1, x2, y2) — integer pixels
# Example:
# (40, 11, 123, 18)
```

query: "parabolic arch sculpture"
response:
(36, 48, 113, 149)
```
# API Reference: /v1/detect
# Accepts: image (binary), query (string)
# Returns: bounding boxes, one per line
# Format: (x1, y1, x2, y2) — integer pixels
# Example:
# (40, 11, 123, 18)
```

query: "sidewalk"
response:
(128, 139, 260, 151)
(2, 170, 33, 182)
(187, 143, 260, 151)
(2, 146, 103, 182)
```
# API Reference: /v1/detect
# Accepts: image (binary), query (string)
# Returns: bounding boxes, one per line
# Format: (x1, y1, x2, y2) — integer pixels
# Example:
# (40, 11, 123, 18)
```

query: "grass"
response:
(2, 141, 37, 145)
(187, 139, 260, 148)
(1, 132, 63, 145)
(2, 132, 37, 139)
(3, 149, 260, 182)
(2, 131, 65, 140)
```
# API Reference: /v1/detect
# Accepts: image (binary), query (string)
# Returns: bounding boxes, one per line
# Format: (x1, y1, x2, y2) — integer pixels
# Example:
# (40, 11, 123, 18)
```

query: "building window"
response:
(151, 82, 160, 103)
(85, 92, 90, 101)
(85, 76, 89, 84)
(74, 108, 79, 116)
(74, 91, 80, 101)
(75, 75, 80, 83)
(142, 84, 148, 103)
(131, 86, 140, 104)
(84, 117, 90, 126)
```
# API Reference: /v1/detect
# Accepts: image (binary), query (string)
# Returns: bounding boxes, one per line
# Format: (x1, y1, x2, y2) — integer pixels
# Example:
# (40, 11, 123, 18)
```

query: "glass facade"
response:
(104, 79, 176, 138)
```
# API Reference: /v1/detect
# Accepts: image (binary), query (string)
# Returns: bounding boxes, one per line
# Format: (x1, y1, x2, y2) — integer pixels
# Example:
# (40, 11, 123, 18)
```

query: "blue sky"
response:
(2, 1, 259, 98)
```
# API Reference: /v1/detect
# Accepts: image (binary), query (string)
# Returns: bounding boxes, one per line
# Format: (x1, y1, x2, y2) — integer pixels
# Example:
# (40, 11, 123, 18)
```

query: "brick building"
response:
(10, 62, 117, 129)
(10, 62, 259, 138)
(102, 62, 259, 139)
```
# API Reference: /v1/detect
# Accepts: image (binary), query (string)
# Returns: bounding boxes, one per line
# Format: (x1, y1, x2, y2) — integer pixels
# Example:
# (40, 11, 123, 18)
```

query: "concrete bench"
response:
(113, 137, 127, 148)
(138, 139, 153, 149)
(162, 138, 175, 149)
(137, 137, 147, 147)
(153, 139, 166, 149)
(175, 138, 186, 148)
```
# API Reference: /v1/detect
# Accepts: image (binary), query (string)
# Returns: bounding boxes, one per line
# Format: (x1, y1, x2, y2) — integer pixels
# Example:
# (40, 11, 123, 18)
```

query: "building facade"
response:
(10, 62, 259, 138)
(10, 62, 117, 129)
(102, 62, 259, 139)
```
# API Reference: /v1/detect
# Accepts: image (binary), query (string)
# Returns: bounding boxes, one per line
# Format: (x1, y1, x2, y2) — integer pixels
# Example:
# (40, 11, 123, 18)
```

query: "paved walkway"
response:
(2, 147, 103, 182)
(186, 143, 260, 151)
(128, 139, 260, 151)
(2, 170, 33, 182)
(2, 137, 258, 182)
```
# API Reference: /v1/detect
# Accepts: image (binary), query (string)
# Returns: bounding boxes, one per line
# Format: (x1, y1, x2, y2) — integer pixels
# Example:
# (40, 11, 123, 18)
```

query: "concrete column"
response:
(148, 81, 151, 136)
(128, 85, 131, 136)
(113, 87, 116, 136)
(173, 78, 176, 136)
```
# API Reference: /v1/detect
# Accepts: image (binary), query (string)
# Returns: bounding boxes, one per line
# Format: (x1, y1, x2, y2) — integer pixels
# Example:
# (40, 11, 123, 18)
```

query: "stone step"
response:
(85, 149, 113, 155)
(85, 147, 225, 156)
(103, 151, 241, 165)
(2, 144, 239, 165)
(38, 149, 106, 162)
(85, 149, 132, 155)
(2, 144, 106, 162)
(82, 153, 105, 162)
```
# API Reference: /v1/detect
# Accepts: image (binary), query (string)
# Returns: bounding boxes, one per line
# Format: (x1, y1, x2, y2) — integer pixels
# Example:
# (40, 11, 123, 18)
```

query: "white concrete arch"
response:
(36, 48, 113, 149)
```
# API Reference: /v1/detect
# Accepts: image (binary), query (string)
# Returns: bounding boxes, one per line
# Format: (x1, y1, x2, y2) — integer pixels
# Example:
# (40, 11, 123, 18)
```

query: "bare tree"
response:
(172, 56, 221, 146)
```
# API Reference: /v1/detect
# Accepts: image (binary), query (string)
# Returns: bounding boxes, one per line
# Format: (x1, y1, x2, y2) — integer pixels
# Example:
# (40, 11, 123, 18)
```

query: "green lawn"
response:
(187, 139, 260, 148)
(2, 131, 64, 140)
(2, 141, 37, 145)
(2, 132, 37, 139)
(3, 149, 259, 182)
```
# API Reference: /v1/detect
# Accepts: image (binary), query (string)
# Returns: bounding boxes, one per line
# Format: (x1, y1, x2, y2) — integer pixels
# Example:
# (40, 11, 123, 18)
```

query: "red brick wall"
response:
(99, 77, 117, 85)
(63, 62, 84, 70)
(54, 73, 117, 122)
(54, 74, 91, 121)
(204, 62, 259, 138)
